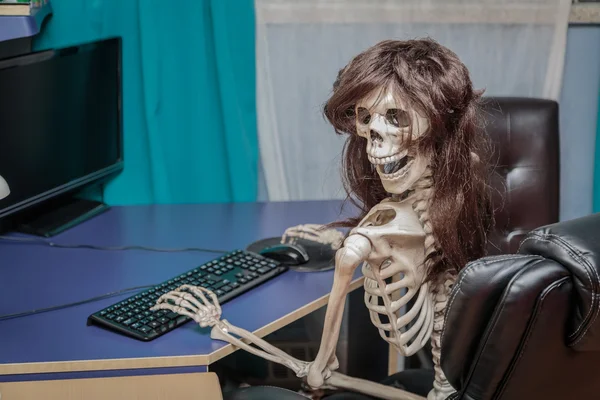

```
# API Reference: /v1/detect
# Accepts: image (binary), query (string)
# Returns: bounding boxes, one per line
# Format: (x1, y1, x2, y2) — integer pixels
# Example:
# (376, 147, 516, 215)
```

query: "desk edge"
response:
(0, 277, 365, 376)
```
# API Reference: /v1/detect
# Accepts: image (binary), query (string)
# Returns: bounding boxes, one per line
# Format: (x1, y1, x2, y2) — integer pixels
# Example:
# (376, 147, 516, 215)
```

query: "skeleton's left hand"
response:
(281, 223, 345, 250)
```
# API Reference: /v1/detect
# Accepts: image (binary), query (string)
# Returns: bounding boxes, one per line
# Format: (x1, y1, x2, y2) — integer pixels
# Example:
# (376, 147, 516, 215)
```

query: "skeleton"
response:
(295, 88, 455, 400)
(155, 86, 454, 400)
(157, 39, 489, 400)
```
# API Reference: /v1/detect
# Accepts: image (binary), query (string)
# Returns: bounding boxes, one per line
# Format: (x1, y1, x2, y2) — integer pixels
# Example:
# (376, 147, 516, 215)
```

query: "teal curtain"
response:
(33, 0, 258, 204)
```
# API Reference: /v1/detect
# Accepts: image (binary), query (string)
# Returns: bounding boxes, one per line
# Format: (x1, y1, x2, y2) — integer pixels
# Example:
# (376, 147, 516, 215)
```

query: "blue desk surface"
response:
(0, 201, 362, 378)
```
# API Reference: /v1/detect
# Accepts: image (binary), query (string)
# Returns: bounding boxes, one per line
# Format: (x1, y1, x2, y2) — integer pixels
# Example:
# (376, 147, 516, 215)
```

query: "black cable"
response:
(0, 235, 229, 254)
(0, 230, 232, 321)
(0, 284, 155, 322)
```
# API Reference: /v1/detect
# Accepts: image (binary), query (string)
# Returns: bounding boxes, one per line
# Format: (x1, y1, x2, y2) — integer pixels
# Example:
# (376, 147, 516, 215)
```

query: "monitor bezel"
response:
(0, 37, 124, 220)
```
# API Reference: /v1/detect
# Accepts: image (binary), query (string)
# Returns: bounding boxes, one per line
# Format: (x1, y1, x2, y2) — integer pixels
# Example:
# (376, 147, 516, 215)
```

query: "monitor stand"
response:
(16, 197, 110, 237)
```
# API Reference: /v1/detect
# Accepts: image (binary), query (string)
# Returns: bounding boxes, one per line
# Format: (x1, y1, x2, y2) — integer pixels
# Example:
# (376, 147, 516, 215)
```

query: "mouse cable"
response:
(0, 284, 155, 322)
(0, 235, 229, 254)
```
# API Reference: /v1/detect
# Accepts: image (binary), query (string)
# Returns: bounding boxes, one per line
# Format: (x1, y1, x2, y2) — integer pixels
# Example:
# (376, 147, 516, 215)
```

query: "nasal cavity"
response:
(370, 130, 383, 142)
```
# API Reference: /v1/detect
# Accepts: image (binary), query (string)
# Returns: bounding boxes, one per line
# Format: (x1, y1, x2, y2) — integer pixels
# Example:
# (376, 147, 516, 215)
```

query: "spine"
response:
(428, 274, 456, 400)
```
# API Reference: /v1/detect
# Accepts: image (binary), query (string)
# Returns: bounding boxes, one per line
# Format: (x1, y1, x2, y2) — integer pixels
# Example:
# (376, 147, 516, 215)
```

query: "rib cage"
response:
(362, 265, 434, 356)
(350, 169, 456, 399)
(349, 174, 437, 358)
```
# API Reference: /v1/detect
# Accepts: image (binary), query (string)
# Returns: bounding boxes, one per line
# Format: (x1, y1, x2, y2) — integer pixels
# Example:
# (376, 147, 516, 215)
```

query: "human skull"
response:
(355, 87, 431, 194)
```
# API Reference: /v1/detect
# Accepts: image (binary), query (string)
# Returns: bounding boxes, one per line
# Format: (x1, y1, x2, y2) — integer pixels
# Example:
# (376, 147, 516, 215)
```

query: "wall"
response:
(559, 24, 600, 221)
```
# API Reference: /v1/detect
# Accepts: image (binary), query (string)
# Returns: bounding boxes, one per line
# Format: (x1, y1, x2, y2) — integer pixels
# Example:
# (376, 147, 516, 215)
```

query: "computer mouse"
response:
(259, 243, 310, 266)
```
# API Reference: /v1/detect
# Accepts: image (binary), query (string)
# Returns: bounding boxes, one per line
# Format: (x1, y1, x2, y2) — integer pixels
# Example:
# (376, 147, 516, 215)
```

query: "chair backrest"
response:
(481, 97, 560, 255)
(441, 211, 600, 399)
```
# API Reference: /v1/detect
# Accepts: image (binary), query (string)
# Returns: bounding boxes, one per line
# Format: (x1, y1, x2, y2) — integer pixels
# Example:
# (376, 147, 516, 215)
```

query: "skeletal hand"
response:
(151, 285, 335, 383)
(281, 224, 345, 250)
(152, 285, 424, 400)
(151, 284, 223, 328)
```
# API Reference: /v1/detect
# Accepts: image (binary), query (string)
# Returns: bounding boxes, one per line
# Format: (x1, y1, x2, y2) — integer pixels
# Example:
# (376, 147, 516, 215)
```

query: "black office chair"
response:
(441, 212, 600, 399)
(223, 97, 564, 399)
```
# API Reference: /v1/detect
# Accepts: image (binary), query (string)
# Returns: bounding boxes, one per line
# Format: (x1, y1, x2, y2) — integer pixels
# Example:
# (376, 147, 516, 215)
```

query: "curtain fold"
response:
(33, 0, 258, 205)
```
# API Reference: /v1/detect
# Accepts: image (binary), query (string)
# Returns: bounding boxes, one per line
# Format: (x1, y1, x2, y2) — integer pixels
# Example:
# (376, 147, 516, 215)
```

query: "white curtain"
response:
(255, 0, 572, 202)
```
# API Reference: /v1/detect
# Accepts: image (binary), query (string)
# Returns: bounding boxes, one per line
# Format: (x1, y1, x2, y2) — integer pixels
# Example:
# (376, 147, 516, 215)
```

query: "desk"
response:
(0, 201, 363, 398)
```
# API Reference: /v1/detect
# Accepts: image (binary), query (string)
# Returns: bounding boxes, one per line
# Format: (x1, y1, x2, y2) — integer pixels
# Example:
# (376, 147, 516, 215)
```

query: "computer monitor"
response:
(0, 37, 123, 236)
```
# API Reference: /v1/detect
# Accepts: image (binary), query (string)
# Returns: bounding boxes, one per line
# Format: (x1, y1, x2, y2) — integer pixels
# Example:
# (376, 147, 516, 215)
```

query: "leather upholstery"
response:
(519, 213, 600, 352)
(442, 213, 600, 399)
(482, 97, 560, 254)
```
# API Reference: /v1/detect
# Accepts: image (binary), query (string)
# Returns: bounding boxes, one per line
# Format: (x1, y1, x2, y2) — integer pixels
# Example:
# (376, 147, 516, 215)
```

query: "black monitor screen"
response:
(0, 38, 122, 218)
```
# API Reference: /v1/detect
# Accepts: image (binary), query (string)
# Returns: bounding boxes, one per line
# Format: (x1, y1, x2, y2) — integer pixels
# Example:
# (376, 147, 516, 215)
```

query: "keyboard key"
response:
(166, 312, 179, 320)
(149, 321, 161, 328)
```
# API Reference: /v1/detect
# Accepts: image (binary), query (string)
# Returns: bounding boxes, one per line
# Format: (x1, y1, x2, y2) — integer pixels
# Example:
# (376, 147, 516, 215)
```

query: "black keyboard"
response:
(87, 250, 287, 341)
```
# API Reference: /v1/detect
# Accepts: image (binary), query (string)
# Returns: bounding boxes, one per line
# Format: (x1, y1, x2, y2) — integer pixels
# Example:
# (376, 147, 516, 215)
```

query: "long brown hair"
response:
(324, 38, 494, 284)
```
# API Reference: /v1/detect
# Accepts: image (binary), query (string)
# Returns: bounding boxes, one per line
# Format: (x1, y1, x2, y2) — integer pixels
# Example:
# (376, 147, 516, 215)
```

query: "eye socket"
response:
(386, 108, 411, 128)
(356, 107, 371, 125)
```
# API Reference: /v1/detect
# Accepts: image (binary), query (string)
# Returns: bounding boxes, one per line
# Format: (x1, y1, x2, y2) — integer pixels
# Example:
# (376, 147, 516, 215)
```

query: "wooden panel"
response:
(0, 372, 222, 400)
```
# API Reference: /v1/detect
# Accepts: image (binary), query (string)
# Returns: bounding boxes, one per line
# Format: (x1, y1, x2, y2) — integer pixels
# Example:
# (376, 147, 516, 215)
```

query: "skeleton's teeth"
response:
(369, 153, 403, 165)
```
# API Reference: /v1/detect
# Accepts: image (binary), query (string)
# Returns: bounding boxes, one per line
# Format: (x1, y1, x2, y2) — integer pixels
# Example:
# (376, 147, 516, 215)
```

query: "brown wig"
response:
(324, 38, 494, 284)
